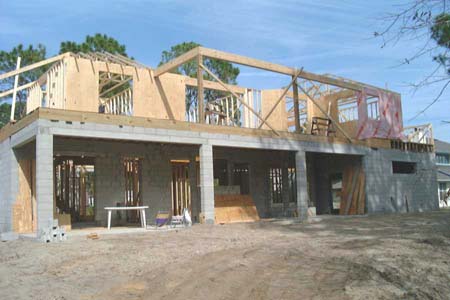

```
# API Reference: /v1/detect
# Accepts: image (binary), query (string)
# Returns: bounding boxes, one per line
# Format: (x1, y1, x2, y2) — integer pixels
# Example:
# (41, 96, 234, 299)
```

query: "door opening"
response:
(171, 161, 191, 216)
(54, 157, 95, 223)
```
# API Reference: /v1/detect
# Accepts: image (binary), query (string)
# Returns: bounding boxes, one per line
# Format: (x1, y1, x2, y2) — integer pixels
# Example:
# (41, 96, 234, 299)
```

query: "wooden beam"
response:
(198, 47, 398, 94)
(0, 81, 35, 99)
(0, 53, 69, 81)
(184, 76, 246, 94)
(292, 75, 300, 133)
(197, 55, 204, 123)
(257, 69, 302, 129)
(199, 63, 279, 134)
(153, 47, 199, 77)
(298, 85, 353, 143)
(10, 57, 21, 121)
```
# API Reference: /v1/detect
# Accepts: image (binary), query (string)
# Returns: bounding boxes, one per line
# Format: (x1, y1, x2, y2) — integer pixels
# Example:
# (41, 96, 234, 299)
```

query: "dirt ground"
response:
(1, 210, 449, 300)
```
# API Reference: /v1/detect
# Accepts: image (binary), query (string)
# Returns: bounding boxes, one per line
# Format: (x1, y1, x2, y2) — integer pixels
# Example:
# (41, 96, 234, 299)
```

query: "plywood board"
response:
(260, 89, 288, 131)
(214, 194, 260, 224)
(133, 71, 186, 121)
(64, 57, 99, 112)
(12, 159, 36, 233)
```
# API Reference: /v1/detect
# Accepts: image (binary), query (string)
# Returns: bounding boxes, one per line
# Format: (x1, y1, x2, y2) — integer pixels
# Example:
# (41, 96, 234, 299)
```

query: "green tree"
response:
(60, 34, 131, 100)
(59, 33, 128, 56)
(159, 41, 240, 116)
(0, 44, 47, 123)
(431, 13, 450, 75)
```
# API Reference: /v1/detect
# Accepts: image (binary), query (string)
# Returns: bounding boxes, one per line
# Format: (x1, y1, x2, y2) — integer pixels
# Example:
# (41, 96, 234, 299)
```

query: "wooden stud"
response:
(293, 74, 301, 132)
(197, 55, 204, 123)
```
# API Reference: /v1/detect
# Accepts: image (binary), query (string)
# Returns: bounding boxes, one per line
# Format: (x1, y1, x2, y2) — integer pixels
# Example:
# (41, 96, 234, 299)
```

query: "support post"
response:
(10, 56, 21, 121)
(36, 129, 54, 233)
(197, 55, 204, 123)
(292, 77, 301, 132)
(295, 151, 309, 220)
(199, 144, 214, 224)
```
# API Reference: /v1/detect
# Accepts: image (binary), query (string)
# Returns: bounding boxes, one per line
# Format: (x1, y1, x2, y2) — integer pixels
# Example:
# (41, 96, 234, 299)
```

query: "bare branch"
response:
(409, 78, 450, 120)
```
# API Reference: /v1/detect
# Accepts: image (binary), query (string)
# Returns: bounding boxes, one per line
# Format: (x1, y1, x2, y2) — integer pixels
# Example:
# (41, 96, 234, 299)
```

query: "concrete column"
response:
(199, 144, 214, 224)
(36, 129, 54, 233)
(188, 156, 199, 221)
(295, 150, 309, 219)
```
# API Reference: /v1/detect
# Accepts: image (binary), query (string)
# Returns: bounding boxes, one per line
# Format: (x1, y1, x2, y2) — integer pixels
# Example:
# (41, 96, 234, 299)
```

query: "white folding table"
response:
(104, 206, 148, 229)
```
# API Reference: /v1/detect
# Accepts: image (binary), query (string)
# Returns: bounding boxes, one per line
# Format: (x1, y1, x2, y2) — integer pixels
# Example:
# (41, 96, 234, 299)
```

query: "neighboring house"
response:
(435, 139, 450, 207)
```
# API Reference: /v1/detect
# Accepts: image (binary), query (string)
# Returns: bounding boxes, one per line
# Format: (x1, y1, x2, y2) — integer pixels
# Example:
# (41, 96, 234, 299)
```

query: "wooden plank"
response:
(0, 53, 69, 81)
(0, 81, 36, 99)
(293, 77, 300, 132)
(10, 57, 21, 121)
(200, 47, 366, 92)
(197, 55, 204, 123)
(184, 76, 246, 94)
(153, 47, 199, 77)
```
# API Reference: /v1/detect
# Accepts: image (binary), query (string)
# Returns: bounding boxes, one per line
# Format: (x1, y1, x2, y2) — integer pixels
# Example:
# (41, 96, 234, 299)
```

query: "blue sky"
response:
(1, 0, 449, 140)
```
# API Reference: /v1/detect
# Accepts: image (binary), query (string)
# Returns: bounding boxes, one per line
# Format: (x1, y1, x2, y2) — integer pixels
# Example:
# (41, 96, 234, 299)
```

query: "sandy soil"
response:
(1, 210, 449, 300)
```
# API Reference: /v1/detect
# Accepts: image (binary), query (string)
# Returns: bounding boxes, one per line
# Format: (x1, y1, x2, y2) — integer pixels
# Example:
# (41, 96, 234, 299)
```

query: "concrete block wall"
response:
(364, 148, 439, 213)
(0, 139, 19, 233)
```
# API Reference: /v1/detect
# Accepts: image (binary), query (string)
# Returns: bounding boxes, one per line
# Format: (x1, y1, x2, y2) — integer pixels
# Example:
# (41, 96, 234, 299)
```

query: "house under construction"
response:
(0, 47, 439, 235)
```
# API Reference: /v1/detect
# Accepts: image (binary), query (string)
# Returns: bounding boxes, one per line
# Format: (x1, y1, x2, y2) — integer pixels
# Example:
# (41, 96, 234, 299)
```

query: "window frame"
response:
(436, 153, 450, 166)
(269, 167, 283, 205)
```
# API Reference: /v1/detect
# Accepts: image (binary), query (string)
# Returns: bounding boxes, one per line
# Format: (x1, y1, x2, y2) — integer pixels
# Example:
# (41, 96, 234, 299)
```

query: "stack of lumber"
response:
(214, 195, 260, 224)
(340, 165, 365, 215)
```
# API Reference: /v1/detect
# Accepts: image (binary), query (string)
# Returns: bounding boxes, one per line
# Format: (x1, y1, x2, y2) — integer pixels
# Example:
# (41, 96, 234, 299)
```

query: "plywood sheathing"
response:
(261, 89, 288, 131)
(65, 57, 99, 112)
(133, 71, 186, 121)
(64, 57, 187, 121)
(12, 159, 36, 233)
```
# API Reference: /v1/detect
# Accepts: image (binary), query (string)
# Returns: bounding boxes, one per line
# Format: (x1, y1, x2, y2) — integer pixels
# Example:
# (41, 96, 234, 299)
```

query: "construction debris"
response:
(39, 220, 67, 243)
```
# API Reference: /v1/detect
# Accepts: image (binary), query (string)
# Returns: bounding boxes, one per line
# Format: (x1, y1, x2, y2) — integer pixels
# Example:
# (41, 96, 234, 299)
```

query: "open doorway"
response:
(54, 157, 96, 224)
(233, 163, 250, 194)
(308, 153, 365, 215)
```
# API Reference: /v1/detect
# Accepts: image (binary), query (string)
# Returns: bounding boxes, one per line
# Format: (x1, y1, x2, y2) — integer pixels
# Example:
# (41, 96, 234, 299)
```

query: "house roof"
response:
(435, 139, 450, 154)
